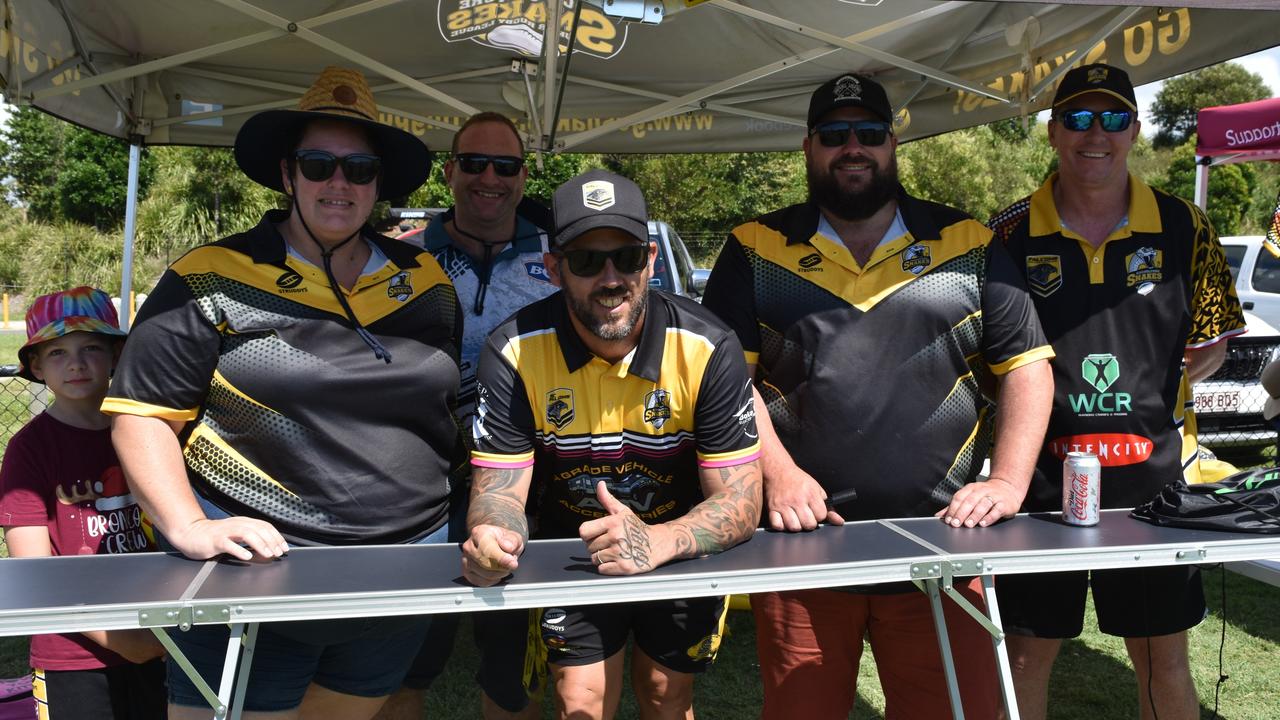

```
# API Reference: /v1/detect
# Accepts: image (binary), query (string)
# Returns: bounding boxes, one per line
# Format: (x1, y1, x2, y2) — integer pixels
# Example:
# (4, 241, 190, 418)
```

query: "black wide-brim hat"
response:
(234, 66, 431, 201)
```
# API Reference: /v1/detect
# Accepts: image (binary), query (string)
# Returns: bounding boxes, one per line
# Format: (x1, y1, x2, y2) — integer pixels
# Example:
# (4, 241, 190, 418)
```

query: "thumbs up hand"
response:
(579, 481, 660, 576)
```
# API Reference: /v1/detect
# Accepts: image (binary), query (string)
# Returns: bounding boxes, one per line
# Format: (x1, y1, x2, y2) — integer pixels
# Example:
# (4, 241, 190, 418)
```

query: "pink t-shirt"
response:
(0, 411, 155, 671)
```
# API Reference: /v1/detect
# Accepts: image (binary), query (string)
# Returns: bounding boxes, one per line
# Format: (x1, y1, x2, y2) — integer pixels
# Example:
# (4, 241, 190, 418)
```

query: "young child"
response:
(0, 287, 166, 720)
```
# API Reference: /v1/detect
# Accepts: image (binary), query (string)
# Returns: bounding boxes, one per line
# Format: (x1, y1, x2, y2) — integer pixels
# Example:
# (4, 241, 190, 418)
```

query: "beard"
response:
(567, 284, 648, 342)
(806, 152, 899, 221)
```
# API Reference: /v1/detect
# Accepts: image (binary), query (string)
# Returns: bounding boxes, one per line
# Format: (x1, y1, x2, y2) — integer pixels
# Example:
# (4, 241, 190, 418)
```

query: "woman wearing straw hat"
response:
(103, 66, 462, 719)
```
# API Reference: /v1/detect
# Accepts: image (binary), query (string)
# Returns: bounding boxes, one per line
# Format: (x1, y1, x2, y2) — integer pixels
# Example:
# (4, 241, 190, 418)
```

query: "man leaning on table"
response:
(988, 63, 1246, 720)
(461, 169, 762, 719)
(701, 71, 1054, 719)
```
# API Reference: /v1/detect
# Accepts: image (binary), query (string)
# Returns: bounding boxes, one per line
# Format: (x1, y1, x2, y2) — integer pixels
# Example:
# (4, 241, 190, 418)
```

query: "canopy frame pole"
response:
(897, 4, 997, 113)
(51, 0, 133, 118)
(1026, 6, 1144, 104)
(567, 75, 801, 127)
(557, 1, 972, 150)
(540, 0, 563, 152)
(706, 0, 1008, 103)
(1195, 156, 1210, 210)
(120, 136, 142, 331)
(558, 44, 837, 150)
(212, 0, 479, 117)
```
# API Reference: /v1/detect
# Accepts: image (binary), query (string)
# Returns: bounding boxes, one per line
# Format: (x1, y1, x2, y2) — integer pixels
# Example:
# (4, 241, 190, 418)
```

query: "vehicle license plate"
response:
(1194, 389, 1240, 414)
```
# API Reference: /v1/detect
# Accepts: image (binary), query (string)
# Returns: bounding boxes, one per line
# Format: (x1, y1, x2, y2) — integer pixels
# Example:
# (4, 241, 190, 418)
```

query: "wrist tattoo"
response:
(615, 515, 652, 570)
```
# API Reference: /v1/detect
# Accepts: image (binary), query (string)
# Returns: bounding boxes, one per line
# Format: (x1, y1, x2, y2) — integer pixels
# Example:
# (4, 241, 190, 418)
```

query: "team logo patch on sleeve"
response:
(387, 271, 413, 301)
(1026, 254, 1063, 297)
(1125, 247, 1163, 287)
(643, 388, 672, 429)
(546, 388, 575, 429)
(901, 243, 931, 275)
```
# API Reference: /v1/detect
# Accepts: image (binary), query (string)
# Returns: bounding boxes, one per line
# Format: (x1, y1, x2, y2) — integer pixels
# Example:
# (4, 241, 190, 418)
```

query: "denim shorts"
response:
(164, 494, 448, 711)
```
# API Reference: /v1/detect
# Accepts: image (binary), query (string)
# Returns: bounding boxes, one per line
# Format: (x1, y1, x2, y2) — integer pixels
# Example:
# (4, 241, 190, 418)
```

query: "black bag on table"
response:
(1131, 467, 1280, 533)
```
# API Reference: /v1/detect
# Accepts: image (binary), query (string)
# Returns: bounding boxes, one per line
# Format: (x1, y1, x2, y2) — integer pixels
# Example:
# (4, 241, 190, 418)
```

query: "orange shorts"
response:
(753, 578, 1000, 719)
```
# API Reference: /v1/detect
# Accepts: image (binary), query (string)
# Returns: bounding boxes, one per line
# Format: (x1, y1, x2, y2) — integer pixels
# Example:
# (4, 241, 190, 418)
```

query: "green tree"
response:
(135, 146, 275, 257)
(606, 152, 805, 236)
(899, 124, 1053, 221)
(0, 106, 156, 229)
(1149, 63, 1270, 149)
(1158, 139, 1252, 235)
(0, 106, 66, 221)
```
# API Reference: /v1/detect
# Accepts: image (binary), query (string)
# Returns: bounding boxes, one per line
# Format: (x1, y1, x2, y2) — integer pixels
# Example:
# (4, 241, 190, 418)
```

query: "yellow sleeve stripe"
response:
(743, 350, 760, 365)
(100, 397, 199, 422)
(697, 442, 762, 468)
(988, 345, 1055, 375)
(471, 450, 536, 469)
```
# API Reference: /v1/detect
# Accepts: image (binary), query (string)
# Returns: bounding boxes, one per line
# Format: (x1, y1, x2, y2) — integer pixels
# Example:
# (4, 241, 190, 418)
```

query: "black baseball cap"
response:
(807, 73, 893, 128)
(552, 170, 649, 249)
(1052, 63, 1137, 112)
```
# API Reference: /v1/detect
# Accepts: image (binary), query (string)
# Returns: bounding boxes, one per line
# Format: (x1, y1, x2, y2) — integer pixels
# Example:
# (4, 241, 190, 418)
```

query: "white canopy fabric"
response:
(5, 0, 1280, 155)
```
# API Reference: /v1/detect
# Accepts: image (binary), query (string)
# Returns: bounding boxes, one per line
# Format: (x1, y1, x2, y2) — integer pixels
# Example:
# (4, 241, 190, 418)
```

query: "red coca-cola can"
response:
(1063, 451, 1101, 526)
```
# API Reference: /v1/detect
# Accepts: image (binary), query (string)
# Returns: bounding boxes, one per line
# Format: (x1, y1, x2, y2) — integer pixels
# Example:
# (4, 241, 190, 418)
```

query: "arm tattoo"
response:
(614, 515, 653, 571)
(670, 461, 762, 558)
(467, 467, 530, 543)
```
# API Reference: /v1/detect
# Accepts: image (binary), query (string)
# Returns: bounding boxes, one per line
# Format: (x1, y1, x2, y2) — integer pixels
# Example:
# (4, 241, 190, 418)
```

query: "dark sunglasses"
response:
(1056, 109, 1134, 133)
(454, 153, 525, 177)
(558, 245, 649, 277)
(292, 150, 381, 185)
(809, 120, 893, 148)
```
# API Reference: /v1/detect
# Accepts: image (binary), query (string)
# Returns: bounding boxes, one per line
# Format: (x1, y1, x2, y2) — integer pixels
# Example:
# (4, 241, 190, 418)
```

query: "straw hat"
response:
(233, 66, 431, 200)
(17, 286, 126, 383)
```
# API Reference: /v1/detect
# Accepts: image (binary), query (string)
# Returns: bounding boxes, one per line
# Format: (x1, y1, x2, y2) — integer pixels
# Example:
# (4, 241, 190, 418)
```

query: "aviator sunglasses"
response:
(558, 245, 650, 277)
(810, 120, 893, 148)
(454, 153, 525, 177)
(1056, 109, 1134, 133)
(292, 150, 382, 185)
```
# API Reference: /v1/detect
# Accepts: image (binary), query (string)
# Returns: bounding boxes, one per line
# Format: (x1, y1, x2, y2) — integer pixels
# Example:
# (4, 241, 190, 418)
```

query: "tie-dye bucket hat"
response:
(17, 286, 127, 383)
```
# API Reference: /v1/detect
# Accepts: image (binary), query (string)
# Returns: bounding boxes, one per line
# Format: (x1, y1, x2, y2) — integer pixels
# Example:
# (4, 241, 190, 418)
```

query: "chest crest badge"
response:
(387, 271, 413, 302)
(644, 388, 672, 429)
(1026, 254, 1063, 298)
(546, 388, 575, 430)
(901, 243, 931, 275)
(1125, 247, 1163, 288)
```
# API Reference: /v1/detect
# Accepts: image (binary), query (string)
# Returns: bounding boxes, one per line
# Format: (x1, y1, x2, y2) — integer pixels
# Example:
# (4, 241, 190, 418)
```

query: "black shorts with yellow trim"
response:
(539, 596, 729, 674)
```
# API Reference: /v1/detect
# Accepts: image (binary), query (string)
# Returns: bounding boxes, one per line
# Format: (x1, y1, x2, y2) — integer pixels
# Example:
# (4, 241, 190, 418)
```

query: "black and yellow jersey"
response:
(471, 291, 760, 539)
(103, 210, 463, 545)
(703, 190, 1052, 521)
(989, 175, 1246, 509)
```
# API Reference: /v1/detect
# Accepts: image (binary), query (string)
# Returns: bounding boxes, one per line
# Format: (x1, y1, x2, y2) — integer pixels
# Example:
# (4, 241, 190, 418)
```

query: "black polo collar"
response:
(553, 289, 668, 383)
(248, 208, 421, 269)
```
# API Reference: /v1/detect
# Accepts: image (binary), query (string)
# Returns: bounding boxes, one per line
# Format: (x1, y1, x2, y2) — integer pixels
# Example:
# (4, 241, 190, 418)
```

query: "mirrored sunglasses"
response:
(454, 153, 525, 177)
(1056, 109, 1134, 133)
(559, 245, 649, 277)
(810, 120, 893, 148)
(292, 150, 382, 185)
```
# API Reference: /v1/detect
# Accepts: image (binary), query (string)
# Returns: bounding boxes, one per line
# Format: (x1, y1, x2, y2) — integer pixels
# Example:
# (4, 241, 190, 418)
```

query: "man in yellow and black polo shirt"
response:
(702, 72, 1054, 719)
(988, 63, 1245, 720)
(461, 170, 762, 719)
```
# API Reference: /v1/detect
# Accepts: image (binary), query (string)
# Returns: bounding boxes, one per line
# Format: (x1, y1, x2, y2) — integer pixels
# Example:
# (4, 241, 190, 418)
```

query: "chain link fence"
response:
(1194, 335, 1280, 461)
(0, 366, 48, 558)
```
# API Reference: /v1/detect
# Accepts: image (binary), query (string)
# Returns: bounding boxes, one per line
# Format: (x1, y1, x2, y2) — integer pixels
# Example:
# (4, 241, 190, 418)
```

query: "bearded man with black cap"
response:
(104, 66, 462, 719)
(702, 72, 1055, 718)
(988, 63, 1244, 720)
(462, 169, 762, 719)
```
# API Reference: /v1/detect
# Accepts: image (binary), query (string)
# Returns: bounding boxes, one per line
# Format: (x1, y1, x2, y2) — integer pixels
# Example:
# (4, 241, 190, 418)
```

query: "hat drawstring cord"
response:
(295, 209, 393, 364)
(450, 218, 514, 317)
